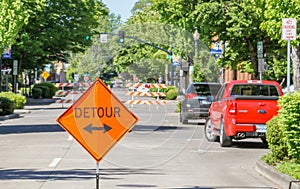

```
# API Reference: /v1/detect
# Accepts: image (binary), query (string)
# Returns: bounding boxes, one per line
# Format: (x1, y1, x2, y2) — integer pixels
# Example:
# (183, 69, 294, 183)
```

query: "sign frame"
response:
(56, 78, 139, 162)
(282, 18, 297, 40)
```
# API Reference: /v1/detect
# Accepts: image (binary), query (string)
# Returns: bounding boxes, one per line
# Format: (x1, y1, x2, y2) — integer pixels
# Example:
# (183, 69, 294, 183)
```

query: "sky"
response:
(102, 0, 138, 22)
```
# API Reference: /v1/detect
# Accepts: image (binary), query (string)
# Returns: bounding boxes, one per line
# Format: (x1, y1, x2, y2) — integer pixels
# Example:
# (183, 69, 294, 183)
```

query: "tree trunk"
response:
(291, 46, 300, 91)
(246, 38, 258, 79)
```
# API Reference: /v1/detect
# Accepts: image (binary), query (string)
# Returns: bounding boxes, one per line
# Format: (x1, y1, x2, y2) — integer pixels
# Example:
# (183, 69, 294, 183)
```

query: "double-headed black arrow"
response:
(84, 123, 112, 134)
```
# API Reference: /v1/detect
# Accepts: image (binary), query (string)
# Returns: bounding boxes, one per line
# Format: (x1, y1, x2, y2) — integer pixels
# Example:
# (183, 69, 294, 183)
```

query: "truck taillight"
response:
(229, 102, 237, 115)
(185, 93, 198, 99)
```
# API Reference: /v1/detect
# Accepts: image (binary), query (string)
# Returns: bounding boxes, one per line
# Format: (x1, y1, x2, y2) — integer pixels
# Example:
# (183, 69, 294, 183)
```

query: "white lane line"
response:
(196, 149, 225, 153)
(49, 158, 61, 167)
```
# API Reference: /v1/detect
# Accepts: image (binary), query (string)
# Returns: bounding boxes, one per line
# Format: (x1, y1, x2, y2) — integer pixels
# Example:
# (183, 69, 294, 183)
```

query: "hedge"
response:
(0, 92, 26, 109)
(0, 97, 14, 115)
(149, 86, 179, 100)
(266, 90, 300, 162)
(32, 82, 57, 98)
(278, 91, 300, 160)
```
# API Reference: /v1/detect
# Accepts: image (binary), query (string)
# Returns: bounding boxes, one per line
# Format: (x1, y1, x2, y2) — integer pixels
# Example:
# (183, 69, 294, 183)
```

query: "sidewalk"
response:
(0, 98, 69, 121)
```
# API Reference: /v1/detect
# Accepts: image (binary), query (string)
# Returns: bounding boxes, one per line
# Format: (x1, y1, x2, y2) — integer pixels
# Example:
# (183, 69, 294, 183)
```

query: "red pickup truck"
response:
(204, 80, 283, 147)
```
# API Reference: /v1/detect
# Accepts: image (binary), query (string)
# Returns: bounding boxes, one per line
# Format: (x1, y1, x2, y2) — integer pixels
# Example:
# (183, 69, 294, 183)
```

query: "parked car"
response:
(204, 80, 283, 147)
(180, 82, 221, 124)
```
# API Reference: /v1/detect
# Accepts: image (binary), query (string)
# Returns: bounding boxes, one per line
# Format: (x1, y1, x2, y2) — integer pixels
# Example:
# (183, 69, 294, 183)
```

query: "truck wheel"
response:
(204, 117, 218, 142)
(261, 137, 268, 146)
(220, 119, 232, 147)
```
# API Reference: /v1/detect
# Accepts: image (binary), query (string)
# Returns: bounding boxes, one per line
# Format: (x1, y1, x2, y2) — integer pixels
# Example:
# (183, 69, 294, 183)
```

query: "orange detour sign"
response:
(56, 78, 139, 162)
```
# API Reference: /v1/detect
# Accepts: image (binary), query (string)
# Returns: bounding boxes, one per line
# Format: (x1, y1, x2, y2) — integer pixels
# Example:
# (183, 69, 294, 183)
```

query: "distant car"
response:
(180, 82, 221, 124)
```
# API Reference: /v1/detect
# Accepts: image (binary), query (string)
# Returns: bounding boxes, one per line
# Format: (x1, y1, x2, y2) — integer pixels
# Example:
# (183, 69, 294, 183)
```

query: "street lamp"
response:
(190, 28, 200, 84)
(193, 28, 200, 56)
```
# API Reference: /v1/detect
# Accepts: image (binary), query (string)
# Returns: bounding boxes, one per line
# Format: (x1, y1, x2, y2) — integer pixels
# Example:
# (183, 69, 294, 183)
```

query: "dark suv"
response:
(180, 82, 221, 124)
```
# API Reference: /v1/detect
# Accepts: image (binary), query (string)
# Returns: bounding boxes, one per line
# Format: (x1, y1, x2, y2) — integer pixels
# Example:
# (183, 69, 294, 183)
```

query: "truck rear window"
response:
(189, 84, 220, 96)
(230, 84, 279, 96)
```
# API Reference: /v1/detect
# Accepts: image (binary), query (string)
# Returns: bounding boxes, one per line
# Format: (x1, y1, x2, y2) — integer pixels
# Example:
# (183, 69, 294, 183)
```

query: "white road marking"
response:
(49, 158, 61, 167)
(68, 135, 73, 141)
(187, 139, 205, 141)
(196, 149, 225, 153)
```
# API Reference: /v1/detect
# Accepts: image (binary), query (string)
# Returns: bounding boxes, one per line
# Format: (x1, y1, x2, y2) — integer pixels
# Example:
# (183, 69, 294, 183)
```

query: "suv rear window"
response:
(230, 84, 279, 96)
(187, 83, 220, 96)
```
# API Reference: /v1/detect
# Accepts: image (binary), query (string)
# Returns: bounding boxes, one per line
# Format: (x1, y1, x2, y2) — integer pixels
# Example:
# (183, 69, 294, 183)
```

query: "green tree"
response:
(0, 0, 45, 48)
(144, 0, 287, 82)
(13, 0, 108, 72)
(67, 13, 122, 82)
(261, 0, 300, 90)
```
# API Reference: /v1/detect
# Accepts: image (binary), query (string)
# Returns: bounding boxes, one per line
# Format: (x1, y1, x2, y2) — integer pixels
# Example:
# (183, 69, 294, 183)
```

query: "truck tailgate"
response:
(234, 96, 279, 124)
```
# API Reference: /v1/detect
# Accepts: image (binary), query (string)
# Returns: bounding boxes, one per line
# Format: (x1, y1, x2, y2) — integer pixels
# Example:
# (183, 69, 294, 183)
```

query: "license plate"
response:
(199, 100, 211, 104)
(255, 124, 266, 133)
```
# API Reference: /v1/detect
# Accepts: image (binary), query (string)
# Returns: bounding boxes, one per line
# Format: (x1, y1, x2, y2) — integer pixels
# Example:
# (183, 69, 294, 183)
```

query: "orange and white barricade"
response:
(54, 99, 73, 104)
(126, 83, 167, 89)
(125, 83, 167, 107)
(55, 90, 84, 97)
(126, 91, 166, 97)
(56, 82, 92, 89)
(124, 100, 167, 105)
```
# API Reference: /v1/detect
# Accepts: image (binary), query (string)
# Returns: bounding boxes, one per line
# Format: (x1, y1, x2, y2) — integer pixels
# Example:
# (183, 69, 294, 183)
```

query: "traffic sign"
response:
(56, 78, 139, 162)
(282, 18, 297, 40)
(41, 71, 50, 79)
(13, 60, 18, 76)
(257, 41, 263, 58)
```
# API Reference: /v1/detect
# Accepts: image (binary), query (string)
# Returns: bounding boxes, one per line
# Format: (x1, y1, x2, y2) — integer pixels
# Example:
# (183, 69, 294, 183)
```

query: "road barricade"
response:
(125, 83, 167, 107)
(55, 82, 92, 89)
(54, 82, 91, 107)
(124, 100, 166, 105)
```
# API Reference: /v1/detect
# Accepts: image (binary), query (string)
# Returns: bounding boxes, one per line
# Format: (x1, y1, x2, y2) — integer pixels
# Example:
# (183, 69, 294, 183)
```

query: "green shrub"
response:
(150, 86, 178, 100)
(266, 115, 288, 162)
(14, 94, 26, 109)
(0, 97, 14, 115)
(175, 100, 181, 113)
(278, 92, 300, 160)
(32, 87, 42, 99)
(32, 82, 57, 98)
(37, 85, 50, 98)
(0, 92, 26, 109)
(265, 91, 300, 163)
(276, 161, 300, 180)
(166, 89, 178, 100)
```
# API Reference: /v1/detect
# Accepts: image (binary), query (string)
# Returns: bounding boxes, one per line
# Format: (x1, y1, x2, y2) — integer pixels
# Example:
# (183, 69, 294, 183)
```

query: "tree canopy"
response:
(0, 0, 45, 48)
(9, 0, 108, 72)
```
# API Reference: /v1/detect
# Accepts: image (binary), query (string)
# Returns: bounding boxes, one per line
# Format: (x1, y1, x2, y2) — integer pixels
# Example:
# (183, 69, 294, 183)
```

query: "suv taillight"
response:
(185, 93, 198, 99)
(228, 102, 237, 115)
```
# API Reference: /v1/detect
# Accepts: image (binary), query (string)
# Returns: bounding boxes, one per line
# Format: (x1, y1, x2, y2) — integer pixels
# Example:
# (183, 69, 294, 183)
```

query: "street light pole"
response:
(193, 28, 199, 56)
(191, 28, 200, 85)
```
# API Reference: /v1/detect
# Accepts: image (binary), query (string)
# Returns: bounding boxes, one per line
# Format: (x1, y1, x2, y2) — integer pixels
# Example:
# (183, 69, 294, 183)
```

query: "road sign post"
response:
(257, 41, 264, 80)
(56, 78, 139, 189)
(282, 18, 297, 92)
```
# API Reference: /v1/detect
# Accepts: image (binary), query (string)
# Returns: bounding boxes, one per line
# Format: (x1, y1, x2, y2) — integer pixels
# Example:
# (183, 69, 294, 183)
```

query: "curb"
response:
(255, 159, 300, 189)
(0, 110, 31, 121)
(0, 113, 20, 121)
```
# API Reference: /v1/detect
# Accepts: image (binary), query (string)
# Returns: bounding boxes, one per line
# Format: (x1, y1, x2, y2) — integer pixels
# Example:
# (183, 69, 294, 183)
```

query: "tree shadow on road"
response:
(0, 167, 162, 181)
(0, 124, 64, 135)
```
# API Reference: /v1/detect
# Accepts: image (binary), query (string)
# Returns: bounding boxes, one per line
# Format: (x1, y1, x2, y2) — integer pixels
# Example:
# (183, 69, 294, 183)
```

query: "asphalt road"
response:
(0, 87, 280, 189)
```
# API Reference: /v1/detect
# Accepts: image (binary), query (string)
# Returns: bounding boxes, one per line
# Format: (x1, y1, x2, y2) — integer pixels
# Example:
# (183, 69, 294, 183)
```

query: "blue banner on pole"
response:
(2, 47, 12, 59)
